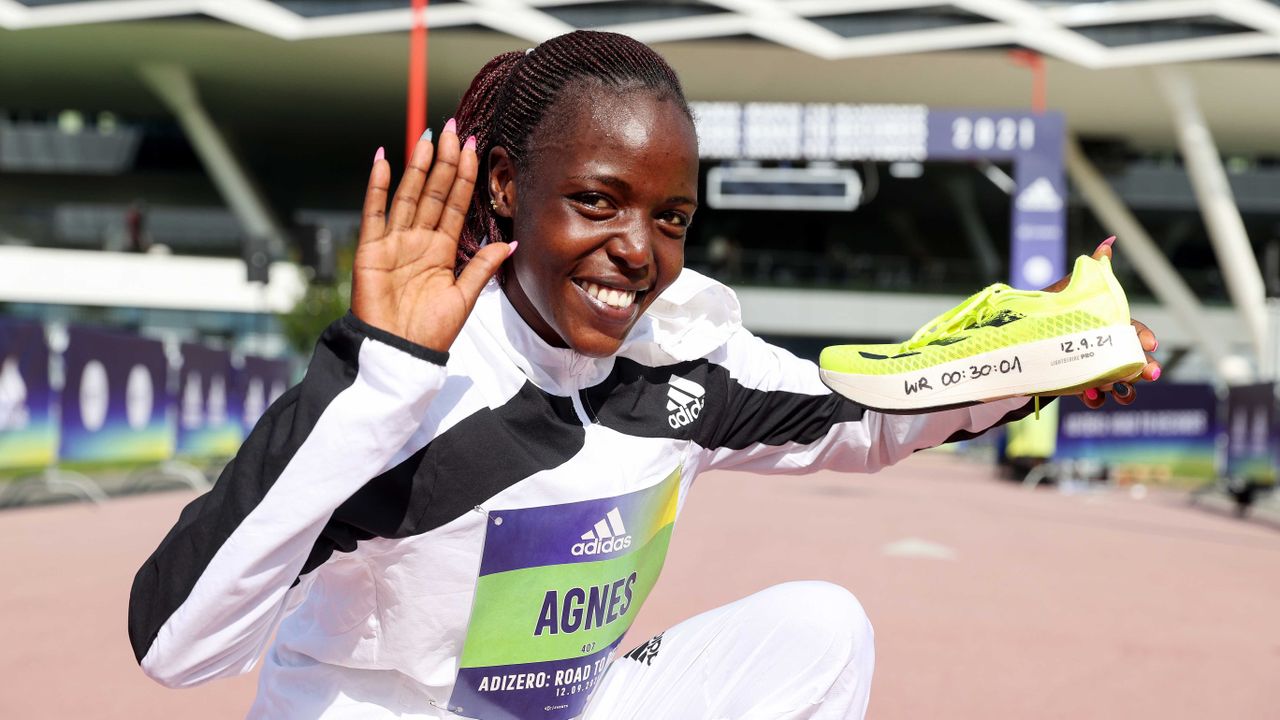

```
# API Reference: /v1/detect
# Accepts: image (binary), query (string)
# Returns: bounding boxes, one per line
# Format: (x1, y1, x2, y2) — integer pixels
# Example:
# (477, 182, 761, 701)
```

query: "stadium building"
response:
(3, 0, 1280, 381)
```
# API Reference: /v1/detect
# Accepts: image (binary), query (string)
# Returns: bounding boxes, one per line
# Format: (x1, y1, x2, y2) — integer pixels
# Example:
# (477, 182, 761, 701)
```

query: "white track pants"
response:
(582, 581, 875, 720)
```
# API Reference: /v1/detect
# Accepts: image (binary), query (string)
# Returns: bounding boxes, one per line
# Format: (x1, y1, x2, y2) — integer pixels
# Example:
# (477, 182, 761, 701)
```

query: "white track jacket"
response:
(129, 270, 1034, 719)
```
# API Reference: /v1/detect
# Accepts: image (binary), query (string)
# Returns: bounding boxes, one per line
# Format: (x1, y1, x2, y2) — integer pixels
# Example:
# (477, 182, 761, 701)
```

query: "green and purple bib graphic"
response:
(448, 466, 681, 720)
(59, 326, 173, 463)
(0, 319, 58, 470)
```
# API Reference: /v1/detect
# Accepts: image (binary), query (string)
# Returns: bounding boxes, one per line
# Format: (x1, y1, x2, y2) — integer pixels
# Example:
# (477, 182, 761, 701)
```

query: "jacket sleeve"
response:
(694, 327, 1042, 475)
(127, 313, 448, 688)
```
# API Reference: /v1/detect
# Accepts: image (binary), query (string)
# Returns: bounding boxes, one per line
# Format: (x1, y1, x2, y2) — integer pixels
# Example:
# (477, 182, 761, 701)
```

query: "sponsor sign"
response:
(176, 343, 244, 458)
(0, 318, 58, 469)
(1056, 383, 1219, 481)
(1225, 383, 1277, 486)
(59, 326, 172, 463)
(926, 109, 1067, 291)
(448, 467, 681, 720)
(239, 355, 291, 432)
(690, 103, 1067, 292)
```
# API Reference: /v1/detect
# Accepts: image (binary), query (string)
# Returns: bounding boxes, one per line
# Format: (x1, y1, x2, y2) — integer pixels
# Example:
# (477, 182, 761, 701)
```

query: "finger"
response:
(414, 119, 460, 230)
(1091, 235, 1115, 261)
(360, 146, 390, 243)
(435, 136, 479, 241)
(1141, 361, 1162, 382)
(1132, 319, 1157, 353)
(1041, 274, 1071, 293)
(1112, 382, 1137, 405)
(389, 131, 437, 231)
(456, 241, 515, 308)
(1081, 387, 1107, 409)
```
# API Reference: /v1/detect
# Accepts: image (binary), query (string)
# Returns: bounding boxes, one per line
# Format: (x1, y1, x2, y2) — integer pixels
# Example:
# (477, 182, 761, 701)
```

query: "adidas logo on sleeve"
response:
(665, 376, 705, 429)
(571, 508, 632, 557)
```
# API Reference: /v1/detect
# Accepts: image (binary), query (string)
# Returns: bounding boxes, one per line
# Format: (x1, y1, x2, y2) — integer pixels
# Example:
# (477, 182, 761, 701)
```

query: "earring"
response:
(489, 199, 499, 211)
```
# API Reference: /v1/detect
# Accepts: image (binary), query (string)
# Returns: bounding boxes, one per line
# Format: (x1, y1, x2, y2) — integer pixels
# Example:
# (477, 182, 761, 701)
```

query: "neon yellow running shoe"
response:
(819, 254, 1147, 412)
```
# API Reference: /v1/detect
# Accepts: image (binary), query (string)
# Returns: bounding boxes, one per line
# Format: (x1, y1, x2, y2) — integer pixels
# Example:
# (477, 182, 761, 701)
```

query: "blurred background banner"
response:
(59, 326, 172, 464)
(1224, 383, 1277, 487)
(239, 355, 291, 432)
(176, 342, 241, 459)
(1056, 383, 1219, 482)
(926, 110, 1066, 290)
(0, 318, 58, 470)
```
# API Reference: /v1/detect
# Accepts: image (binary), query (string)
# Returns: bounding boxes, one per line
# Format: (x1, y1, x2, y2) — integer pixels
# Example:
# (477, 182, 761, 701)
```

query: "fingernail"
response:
(464, 135, 477, 152)
(443, 118, 457, 135)
(1084, 388, 1099, 401)
(506, 240, 518, 258)
(1114, 383, 1132, 397)
(1095, 236, 1115, 253)
(1151, 367, 1161, 381)
(1151, 338, 1158, 351)
(420, 128, 433, 142)
(374, 146, 385, 163)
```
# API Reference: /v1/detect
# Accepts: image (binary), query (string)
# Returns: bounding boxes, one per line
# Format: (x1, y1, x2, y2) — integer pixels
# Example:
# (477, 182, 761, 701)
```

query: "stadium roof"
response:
(3, 0, 1280, 68)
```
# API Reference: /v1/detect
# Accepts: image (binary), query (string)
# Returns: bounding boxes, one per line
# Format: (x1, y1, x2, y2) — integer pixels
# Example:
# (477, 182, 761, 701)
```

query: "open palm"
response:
(352, 124, 512, 352)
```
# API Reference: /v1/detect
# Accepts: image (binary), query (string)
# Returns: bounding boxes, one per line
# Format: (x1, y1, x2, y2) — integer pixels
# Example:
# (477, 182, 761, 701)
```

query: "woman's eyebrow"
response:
(571, 174, 630, 192)
(571, 175, 697, 206)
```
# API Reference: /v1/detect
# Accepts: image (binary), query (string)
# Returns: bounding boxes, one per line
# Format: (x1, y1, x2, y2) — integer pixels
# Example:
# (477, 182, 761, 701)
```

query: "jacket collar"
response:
(472, 268, 743, 391)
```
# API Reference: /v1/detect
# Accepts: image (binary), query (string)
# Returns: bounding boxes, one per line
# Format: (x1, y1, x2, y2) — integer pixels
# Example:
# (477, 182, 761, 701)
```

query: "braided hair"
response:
(451, 30, 692, 273)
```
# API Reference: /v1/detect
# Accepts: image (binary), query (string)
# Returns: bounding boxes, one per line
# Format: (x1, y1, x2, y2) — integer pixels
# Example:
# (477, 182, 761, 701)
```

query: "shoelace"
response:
(902, 282, 1040, 350)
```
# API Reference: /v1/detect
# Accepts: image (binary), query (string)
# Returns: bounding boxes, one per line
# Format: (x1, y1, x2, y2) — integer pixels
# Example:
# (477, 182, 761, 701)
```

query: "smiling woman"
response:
(455, 36, 700, 358)
(129, 31, 1063, 720)
(493, 89, 697, 357)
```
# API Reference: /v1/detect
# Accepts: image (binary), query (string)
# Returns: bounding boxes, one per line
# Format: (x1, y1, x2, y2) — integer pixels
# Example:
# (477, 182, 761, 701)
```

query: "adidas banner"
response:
(239, 355, 291, 432)
(0, 318, 58, 470)
(176, 343, 243, 459)
(59, 326, 173, 464)
(1224, 383, 1277, 487)
(926, 109, 1067, 291)
(1056, 382, 1219, 482)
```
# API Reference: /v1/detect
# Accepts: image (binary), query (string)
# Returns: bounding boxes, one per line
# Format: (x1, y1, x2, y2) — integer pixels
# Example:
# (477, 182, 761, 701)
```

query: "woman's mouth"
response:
(576, 280, 638, 310)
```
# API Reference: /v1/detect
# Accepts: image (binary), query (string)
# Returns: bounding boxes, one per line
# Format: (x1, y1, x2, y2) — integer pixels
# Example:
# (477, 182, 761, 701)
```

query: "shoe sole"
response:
(819, 323, 1147, 414)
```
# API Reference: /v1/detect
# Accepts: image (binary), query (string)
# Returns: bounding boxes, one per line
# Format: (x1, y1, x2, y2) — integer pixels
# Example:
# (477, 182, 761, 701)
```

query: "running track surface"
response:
(4, 452, 1278, 718)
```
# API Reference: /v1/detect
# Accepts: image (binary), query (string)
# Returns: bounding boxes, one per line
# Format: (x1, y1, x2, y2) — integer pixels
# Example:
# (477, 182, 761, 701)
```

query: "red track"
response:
(3, 452, 1277, 718)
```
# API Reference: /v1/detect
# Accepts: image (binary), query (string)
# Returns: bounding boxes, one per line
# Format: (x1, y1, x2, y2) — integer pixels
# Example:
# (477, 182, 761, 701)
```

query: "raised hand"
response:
(352, 120, 514, 353)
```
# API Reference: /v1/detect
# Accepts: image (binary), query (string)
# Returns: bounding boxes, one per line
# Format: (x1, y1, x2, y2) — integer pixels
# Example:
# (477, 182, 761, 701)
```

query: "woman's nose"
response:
(607, 226, 653, 270)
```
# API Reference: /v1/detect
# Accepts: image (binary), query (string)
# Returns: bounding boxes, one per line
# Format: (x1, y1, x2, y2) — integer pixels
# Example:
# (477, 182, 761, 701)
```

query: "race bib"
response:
(447, 466, 681, 719)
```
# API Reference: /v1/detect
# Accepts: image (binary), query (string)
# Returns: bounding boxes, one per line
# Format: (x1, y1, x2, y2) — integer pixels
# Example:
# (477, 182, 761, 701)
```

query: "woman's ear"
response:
(488, 146, 517, 218)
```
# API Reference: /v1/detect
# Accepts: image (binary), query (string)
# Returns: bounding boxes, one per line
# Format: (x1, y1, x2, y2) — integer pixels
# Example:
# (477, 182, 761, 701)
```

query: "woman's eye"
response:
(660, 211, 690, 227)
(575, 193, 612, 211)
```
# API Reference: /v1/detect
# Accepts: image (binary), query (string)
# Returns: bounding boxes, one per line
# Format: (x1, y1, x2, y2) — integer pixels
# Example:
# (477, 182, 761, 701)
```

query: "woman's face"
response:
(491, 88, 699, 358)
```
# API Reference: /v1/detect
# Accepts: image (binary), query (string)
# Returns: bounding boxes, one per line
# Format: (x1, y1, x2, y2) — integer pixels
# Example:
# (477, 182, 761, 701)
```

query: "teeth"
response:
(580, 281, 636, 309)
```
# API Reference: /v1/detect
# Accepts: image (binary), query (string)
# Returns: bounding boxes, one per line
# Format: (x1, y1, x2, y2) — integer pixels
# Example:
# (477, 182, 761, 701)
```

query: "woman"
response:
(129, 31, 1159, 719)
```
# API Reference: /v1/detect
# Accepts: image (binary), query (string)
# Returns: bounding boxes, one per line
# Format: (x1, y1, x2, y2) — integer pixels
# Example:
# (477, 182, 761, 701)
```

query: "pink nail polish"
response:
(374, 146, 385, 163)
(506, 241, 518, 258)
(443, 118, 457, 135)
(464, 135, 477, 151)
(1151, 367, 1161, 381)
(1084, 388, 1099, 401)
(1095, 236, 1115, 253)
(1151, 338, 1158, 351)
